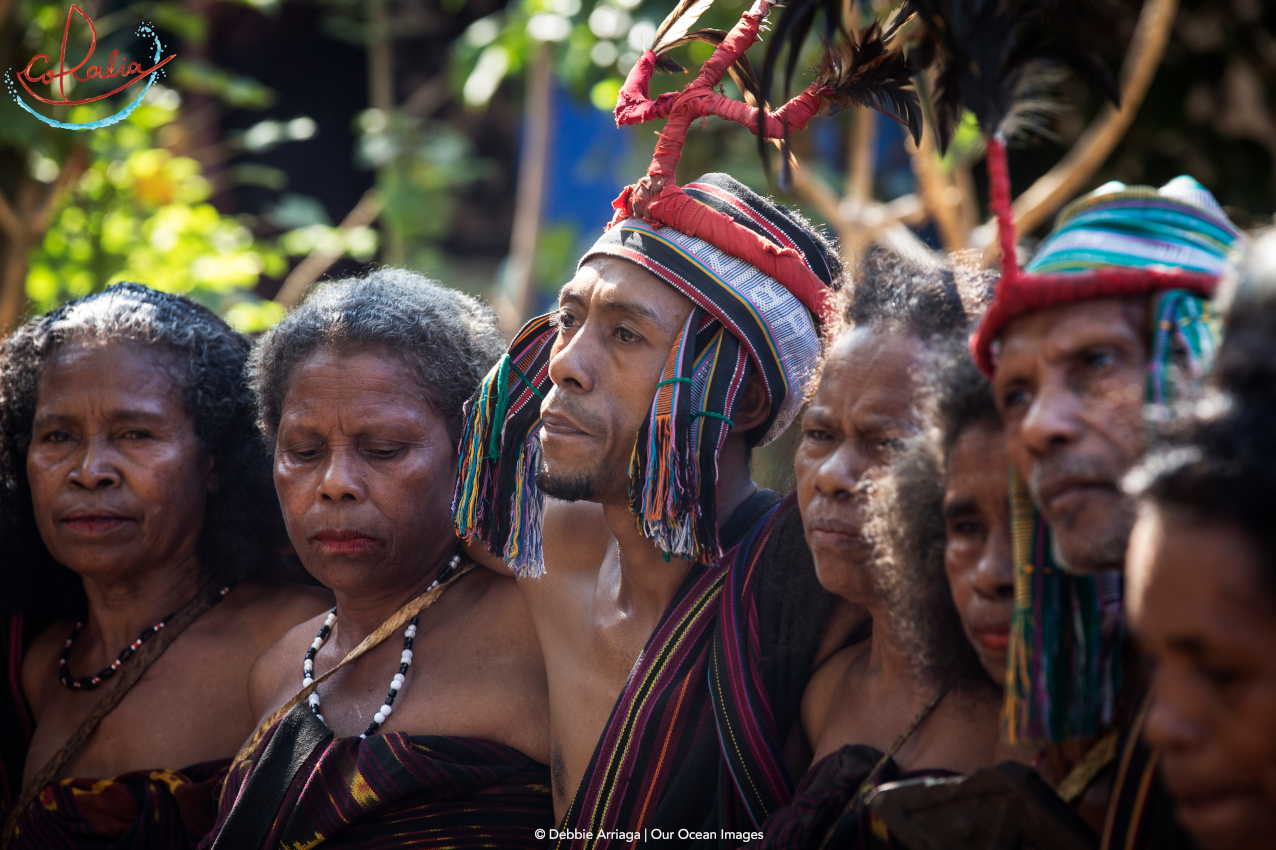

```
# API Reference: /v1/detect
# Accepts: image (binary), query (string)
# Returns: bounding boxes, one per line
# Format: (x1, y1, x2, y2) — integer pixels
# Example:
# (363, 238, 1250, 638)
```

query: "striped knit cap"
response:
(453, 173, 838, 576)
(997, 176, 1241, 745)
(973, 175, 1243, 375)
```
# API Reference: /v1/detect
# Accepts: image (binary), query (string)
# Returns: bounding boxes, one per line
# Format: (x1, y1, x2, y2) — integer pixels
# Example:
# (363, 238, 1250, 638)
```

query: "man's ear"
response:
(734, 369, 769, 434)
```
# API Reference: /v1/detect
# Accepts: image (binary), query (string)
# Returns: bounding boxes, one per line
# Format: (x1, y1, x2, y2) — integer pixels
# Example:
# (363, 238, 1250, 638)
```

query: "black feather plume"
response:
(814, 19, 924, 145)
(909, 0, 1120, 152)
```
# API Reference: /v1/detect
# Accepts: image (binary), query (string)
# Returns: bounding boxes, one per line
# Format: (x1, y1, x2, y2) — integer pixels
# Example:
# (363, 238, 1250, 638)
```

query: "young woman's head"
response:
(1126, 397, 1276, 850)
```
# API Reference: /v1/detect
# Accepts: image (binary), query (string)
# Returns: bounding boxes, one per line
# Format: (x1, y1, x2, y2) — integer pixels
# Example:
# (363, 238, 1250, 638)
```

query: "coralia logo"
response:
(6, 4, 175, 130)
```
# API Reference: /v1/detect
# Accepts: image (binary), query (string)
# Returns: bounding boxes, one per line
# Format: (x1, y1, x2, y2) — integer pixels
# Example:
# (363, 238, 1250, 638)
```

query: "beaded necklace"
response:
(303, 552, 461, 739)
(58, 586, 232, 691)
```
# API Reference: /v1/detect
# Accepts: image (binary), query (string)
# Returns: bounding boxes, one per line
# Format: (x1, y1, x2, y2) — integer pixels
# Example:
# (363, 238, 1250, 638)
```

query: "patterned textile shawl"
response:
(755, 746, 955, 849)
(9, 759, 229, 849)
(557, 494, 833, 849)
(200, 705, 552, 850)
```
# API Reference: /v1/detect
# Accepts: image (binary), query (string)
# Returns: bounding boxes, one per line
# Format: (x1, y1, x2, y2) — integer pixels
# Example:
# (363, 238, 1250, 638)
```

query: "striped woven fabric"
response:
(971, 175, 1243, 375)
(1100, 697, 1197, 850)
(1027, 177, 1241, 276)
(591, 215, 819, 564)
(556, 555, 726, 849)
(200, 706, 552, 850)
(556, 495, 826, 849)
(709, 507, 800, 828)
(10, 759, 229, 849)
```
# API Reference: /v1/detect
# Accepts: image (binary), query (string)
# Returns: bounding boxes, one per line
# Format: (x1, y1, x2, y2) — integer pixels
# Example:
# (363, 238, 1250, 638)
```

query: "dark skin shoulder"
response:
(248, 568, 549, 764)
(21, 579, 332, 783)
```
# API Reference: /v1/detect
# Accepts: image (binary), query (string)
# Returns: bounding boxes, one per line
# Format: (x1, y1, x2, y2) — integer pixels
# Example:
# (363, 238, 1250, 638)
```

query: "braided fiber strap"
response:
(229, 560, 476, 772)
(608, 0, 833, 324)
(1, 584, 232, 848)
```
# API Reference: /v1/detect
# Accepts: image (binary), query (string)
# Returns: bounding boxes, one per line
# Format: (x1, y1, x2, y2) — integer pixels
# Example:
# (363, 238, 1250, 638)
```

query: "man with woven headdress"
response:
(970, 176, 1244, 848)
(456, 172, 854, 848)
(453, 2, 925, 844)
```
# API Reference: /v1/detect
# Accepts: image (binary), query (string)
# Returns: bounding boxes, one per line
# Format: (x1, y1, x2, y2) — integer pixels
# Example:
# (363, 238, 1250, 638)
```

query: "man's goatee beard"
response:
(1049, 506, 1134, 575)
(535, 463, 598, 502)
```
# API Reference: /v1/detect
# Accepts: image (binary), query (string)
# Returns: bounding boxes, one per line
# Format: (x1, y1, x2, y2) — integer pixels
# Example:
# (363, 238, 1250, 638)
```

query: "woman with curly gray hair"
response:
(200, 269, 552, 849)
(0, 283, 332, 849)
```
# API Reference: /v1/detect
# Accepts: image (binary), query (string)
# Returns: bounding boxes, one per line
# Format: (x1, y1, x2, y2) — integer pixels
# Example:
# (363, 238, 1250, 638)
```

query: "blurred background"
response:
(2, 0, 1274, 484)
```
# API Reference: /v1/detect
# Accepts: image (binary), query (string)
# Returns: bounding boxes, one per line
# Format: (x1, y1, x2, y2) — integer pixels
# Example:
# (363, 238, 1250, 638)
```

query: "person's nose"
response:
(1144, 664, 1208, 756)
(67, 435, 121, 490)
(974, 523, 1015, 601)
(811, 441, 863, 502)
(547, 324, 596, 394)
(317, 447, 366, 503)
(1019, 371, 1085, 458)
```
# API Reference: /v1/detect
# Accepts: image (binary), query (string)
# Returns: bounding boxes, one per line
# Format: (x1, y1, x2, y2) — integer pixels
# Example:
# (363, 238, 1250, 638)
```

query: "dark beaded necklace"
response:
(58, 586, 231, 691)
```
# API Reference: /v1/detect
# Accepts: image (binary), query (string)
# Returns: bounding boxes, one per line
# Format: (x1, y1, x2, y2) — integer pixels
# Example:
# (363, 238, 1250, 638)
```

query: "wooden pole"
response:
(501, 42, 554, 335)
(0, 147, 87, 333)
(983, 0, 1179, 260)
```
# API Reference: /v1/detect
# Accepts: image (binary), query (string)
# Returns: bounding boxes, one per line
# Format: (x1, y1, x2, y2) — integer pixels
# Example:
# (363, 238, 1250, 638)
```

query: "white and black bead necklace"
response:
(59, 586, 231, 691)
(303, 552, 461, 739)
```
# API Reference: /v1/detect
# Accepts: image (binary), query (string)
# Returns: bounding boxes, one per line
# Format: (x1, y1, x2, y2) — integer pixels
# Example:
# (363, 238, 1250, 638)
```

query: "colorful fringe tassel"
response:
(1003, 470, 1124, 745)
(629, 309, 747, 564)
(452, 313, 557, 578)
(1148, 289, 1218, 407)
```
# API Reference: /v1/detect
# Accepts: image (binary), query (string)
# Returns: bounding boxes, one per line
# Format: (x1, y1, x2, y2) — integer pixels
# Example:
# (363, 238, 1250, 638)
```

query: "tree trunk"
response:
(501, 42, 554, 335)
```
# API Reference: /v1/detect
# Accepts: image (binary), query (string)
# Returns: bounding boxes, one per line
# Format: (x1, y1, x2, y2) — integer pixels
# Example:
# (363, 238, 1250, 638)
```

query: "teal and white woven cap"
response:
(1026, 176, 1243, 277)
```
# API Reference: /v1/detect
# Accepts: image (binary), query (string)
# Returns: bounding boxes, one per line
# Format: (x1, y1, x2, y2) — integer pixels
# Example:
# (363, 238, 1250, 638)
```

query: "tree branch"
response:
(33, 146, 88, 234)
(274, 189, 384, 308)
(983, 0, 1179, 260)
(0, 190, 23, 243)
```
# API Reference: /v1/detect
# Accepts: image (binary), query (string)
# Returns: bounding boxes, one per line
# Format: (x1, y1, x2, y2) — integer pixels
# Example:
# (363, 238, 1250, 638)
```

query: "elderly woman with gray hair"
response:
(199, 270, 552, 849)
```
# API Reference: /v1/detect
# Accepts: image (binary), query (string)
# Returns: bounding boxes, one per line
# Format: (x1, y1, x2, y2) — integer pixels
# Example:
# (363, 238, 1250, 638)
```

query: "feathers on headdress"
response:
(909, 0, 1120, 152)
(653, 27, 766, 108)
(750, 1, 926, 185)
(813, 13, 924, 144)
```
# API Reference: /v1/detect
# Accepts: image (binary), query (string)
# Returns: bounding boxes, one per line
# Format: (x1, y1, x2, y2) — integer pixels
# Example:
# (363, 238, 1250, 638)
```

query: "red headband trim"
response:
(609, 0, 835, 324)
(969, 137, 1219, 376)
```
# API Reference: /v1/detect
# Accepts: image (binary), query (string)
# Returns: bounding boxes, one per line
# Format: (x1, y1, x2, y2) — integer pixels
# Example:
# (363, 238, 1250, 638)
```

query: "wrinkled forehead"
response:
(993, 297, 1149, 374)
(564, 257, 694, 317)
(815, 328, 928, 418)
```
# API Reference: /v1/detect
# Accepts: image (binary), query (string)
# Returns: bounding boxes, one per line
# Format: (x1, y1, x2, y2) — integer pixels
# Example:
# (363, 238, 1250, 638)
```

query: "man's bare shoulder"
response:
(462, 498, 609, 583)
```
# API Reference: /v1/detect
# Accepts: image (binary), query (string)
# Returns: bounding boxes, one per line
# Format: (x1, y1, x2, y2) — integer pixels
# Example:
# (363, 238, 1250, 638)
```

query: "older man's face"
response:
(991, 298, 1148, 574)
